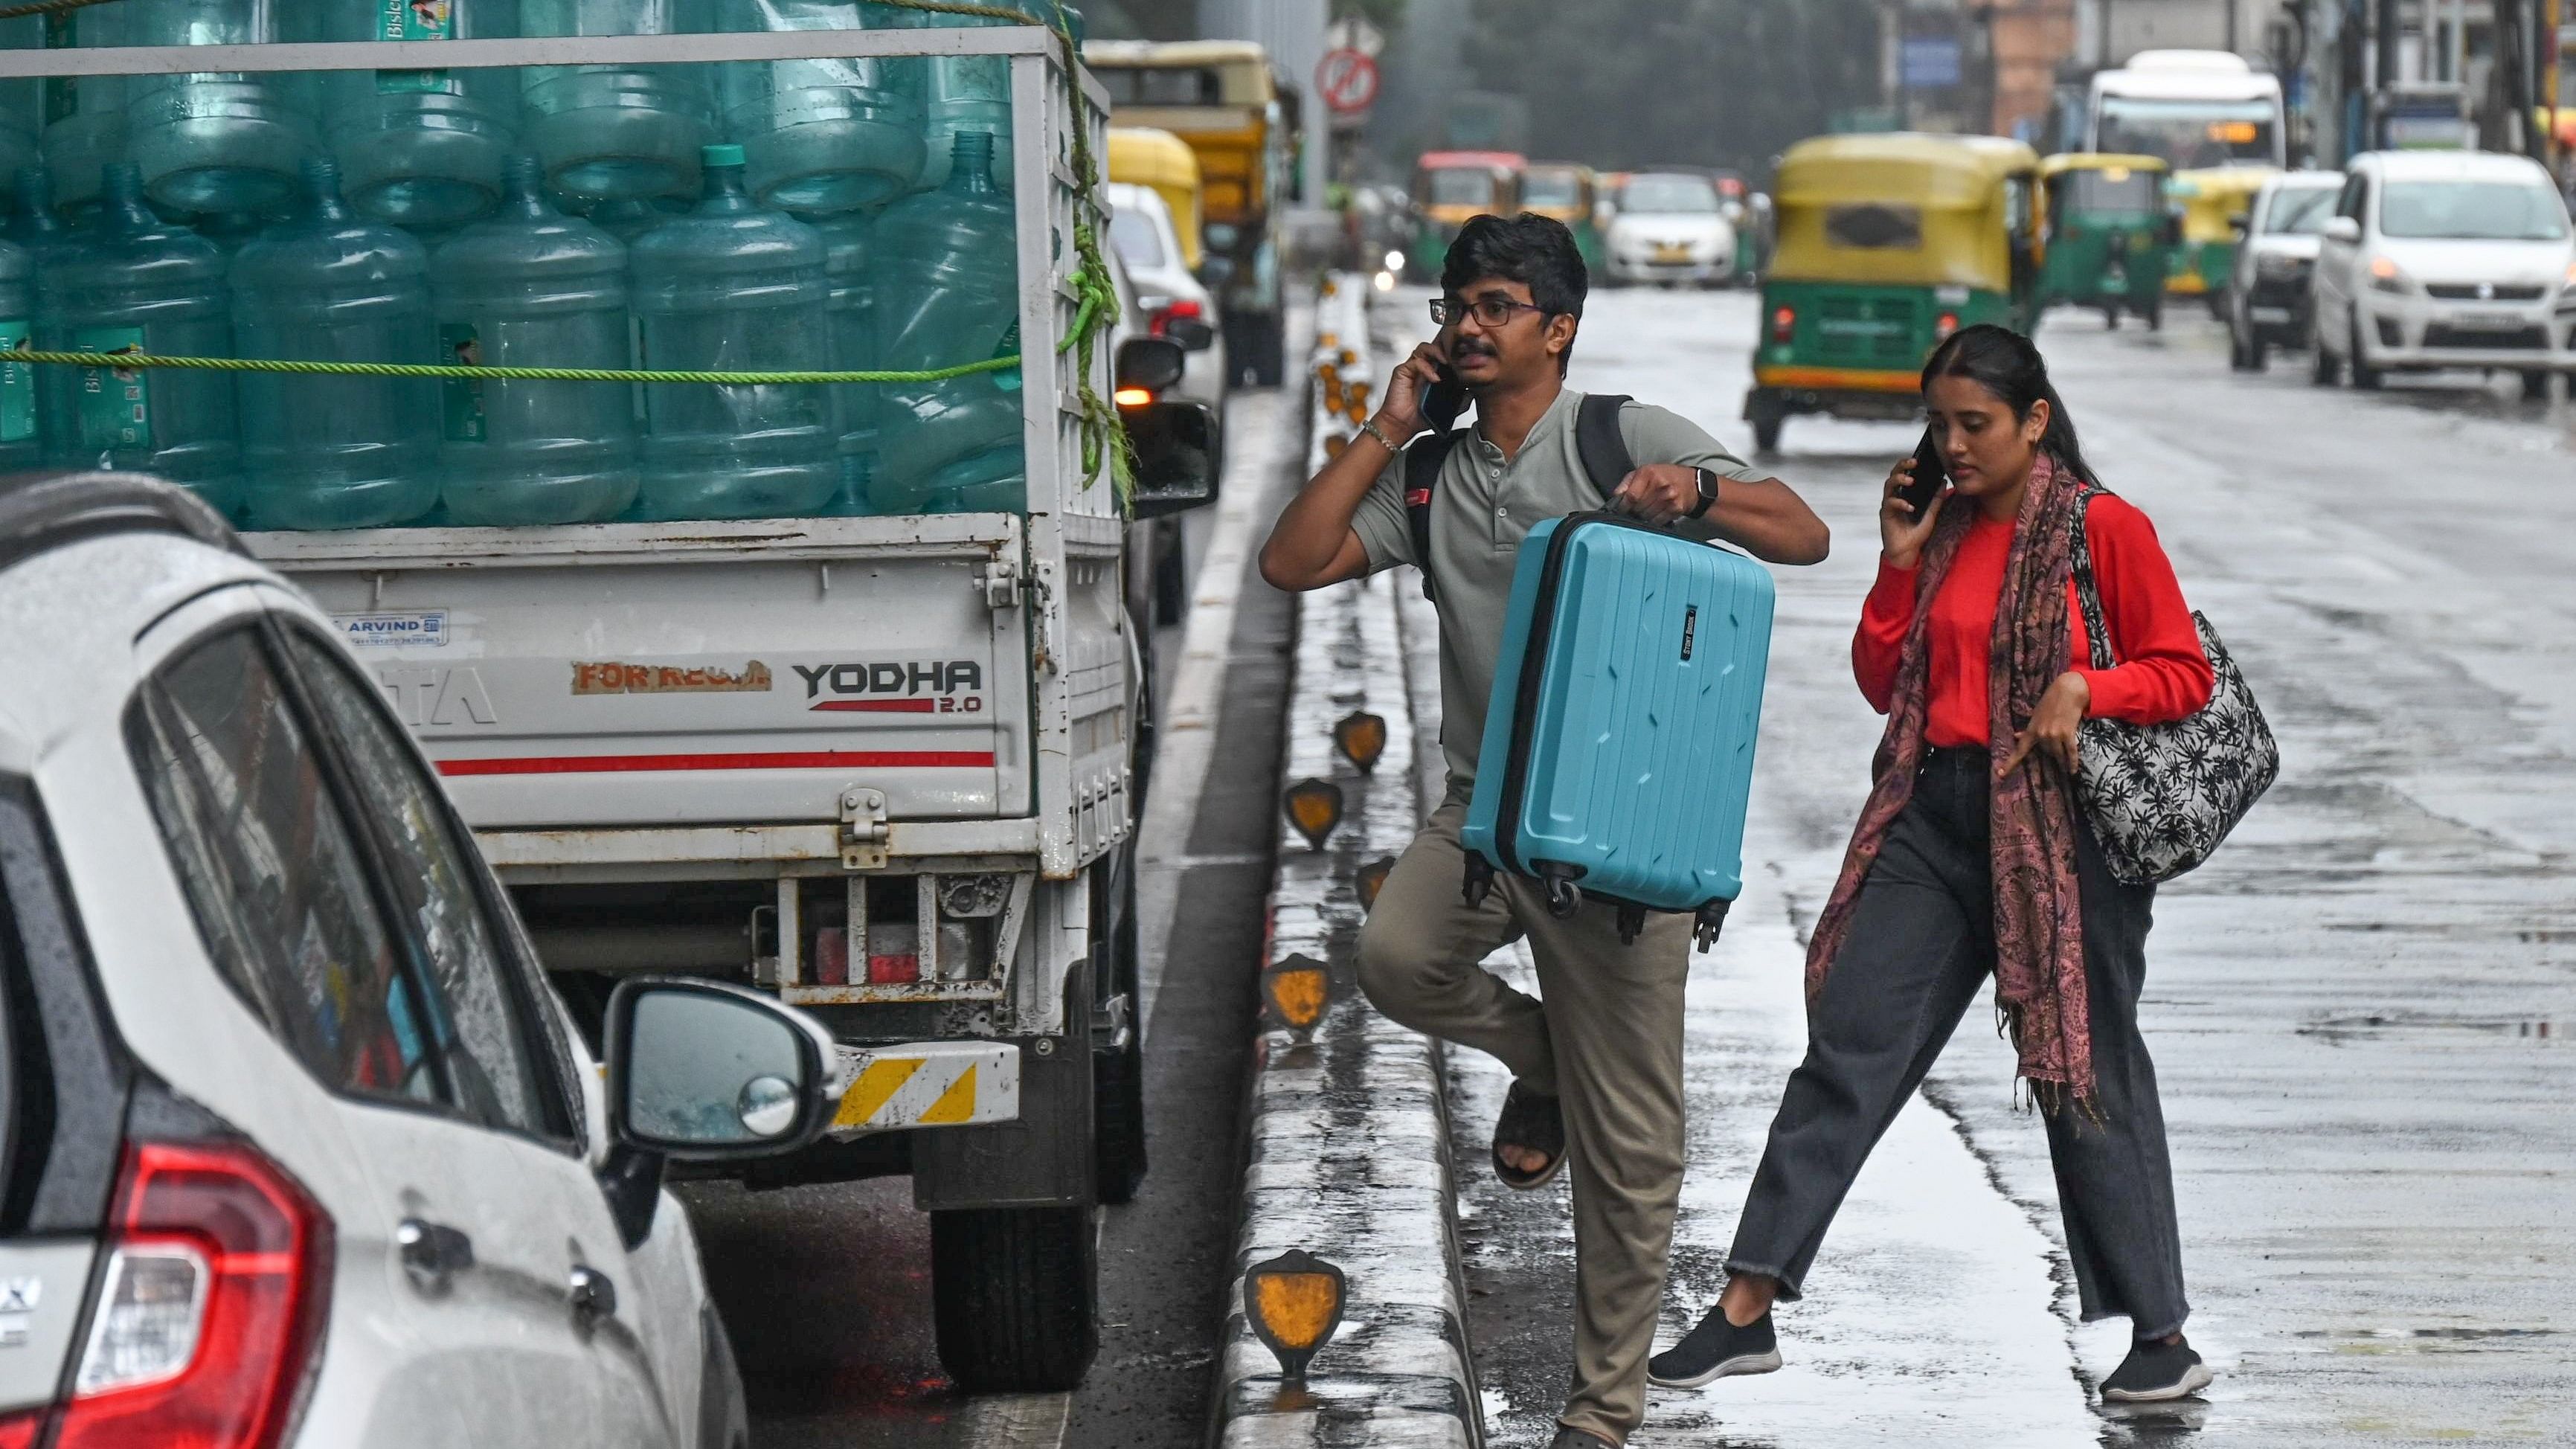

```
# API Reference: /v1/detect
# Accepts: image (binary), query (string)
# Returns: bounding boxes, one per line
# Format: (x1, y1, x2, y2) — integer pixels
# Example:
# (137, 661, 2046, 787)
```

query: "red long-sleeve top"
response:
(1857, 494, 2214, 747)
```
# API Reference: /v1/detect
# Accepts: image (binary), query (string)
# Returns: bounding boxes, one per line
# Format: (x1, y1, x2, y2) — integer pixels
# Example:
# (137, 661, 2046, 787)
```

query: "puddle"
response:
(2298, 1011, 2555, 1044)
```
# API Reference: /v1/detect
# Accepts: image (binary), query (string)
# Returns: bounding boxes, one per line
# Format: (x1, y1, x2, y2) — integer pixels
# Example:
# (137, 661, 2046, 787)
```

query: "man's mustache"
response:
(1451, 340, 1498, 359)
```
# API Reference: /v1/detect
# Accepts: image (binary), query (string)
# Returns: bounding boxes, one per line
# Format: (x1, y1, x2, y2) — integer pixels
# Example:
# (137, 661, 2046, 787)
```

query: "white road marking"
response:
(951, 1391, 1070, 1448)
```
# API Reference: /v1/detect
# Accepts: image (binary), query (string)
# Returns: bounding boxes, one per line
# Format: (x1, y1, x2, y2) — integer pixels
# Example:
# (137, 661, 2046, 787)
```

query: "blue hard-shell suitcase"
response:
(1459, 513, 1776, 947)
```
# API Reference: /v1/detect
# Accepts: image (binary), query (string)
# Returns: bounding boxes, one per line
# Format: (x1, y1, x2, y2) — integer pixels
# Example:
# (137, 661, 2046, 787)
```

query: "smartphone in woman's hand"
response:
(1901, 428, 1949, 514)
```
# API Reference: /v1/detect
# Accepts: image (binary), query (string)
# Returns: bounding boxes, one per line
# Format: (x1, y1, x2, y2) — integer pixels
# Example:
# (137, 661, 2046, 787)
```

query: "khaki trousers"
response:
(1355, 794, 1692, 1447)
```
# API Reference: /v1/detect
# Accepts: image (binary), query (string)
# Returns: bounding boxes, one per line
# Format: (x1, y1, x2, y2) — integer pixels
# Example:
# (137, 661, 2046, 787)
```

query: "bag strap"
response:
(2068, 481, 2117, 671)
(1575, 393, 1634, 498)
(1404, 428, 1462, 601)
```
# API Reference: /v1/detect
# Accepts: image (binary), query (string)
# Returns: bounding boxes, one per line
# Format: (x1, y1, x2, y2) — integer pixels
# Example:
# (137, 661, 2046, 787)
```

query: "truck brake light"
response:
(53, 1142, 333, 1449)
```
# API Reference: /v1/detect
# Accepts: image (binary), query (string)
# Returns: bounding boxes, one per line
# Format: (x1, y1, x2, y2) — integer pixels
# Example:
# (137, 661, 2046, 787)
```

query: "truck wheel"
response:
(931, 1205, 1099, 1393)
(1747, 393, 1785, 454)
(1091, 849, 1148, 1205)
(1251, 313, 1288, 388)
(1152, 520, 1188, 627)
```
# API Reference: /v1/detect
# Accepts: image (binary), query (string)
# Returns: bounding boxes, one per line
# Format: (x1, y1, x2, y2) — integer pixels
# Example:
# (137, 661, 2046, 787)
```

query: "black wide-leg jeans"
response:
(1727, 748, 2191, 1337)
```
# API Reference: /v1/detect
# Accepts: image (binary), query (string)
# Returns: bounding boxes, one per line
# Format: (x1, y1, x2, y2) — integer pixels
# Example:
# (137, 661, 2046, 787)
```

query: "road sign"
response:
(1325, 17, 1384, 58)
(1316, 48, 1380, 119)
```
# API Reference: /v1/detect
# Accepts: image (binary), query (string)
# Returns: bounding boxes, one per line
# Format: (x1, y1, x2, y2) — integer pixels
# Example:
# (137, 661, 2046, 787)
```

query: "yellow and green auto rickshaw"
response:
(1108, 126, 1205, 271)
(2168, 164, 2275, 317)
(1745, 133, 2041, 453)
(1518, 161, 1605, 273)
(1410, 150, 1523, 280)
(2037, 152, 2178, 330)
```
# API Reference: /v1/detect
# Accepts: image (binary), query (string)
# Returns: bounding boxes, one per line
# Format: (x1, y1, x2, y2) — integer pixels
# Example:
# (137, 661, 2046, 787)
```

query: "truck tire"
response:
(1092, 848, 1147, 1205)
(931, 1205, 1099, 1392)
(1746, 391, 1785, 454)
(1152, 519, 1189, 627)
(1250, 312, 1287, 388)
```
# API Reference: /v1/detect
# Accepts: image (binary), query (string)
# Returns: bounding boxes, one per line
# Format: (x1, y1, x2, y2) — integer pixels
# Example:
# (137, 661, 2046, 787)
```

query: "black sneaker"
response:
(2101, 1336, 2213, 1403)
(1646, 1305, 1783, 1389)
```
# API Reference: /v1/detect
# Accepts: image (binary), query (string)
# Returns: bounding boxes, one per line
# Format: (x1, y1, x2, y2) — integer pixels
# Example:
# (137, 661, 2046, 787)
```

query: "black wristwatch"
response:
(1686, 466, 1720, 520)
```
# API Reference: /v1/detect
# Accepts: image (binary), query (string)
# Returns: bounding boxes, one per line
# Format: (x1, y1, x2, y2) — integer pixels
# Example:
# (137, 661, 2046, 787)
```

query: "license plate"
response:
(2250, 306, 2292, 324)
(2446, 312, 2525, 330)
(1653, 243, 1692, 262)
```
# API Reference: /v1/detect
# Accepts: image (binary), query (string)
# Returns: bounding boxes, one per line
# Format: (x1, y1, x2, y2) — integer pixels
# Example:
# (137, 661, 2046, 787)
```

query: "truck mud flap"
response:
(912, 967, 1096, 1211)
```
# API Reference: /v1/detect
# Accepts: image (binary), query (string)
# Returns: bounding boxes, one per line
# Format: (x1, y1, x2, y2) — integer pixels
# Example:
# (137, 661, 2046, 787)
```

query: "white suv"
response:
(2310, 150, 2576, 397)
(0, 475, 846, 1449)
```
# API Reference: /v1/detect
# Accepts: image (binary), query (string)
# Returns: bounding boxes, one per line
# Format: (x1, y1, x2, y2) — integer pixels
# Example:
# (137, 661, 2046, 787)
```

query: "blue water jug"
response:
(711, 0, 924, 216)
(891, 2, 1017, 196)
(873, 130, 1022, 513)
(27, 7, 121, 222)
(7, 167, 77, 269)
(587, 196, 680, 244)
(121, 0, 320, 214)
(632, 143, 835, 521)
(311, 0, 521, 228)
(233, 158, 440, 530)
(432, 155, 637, 525)
(812, 210, 879, 512)
(37, 164, 240, 513)
(520, 0, 710, 203)
(0, 19, 45, 211)
(0, 238, 36, 472)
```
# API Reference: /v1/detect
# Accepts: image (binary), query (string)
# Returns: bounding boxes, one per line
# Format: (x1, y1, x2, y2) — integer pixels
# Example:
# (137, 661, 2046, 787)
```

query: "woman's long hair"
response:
(1921, 324, 2099, 484)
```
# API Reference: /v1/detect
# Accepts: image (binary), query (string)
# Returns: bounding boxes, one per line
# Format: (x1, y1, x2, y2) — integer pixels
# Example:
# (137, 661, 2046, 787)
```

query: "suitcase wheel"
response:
(1462, 853, 1496, 910)
(1693, 900, 1733, 953)
(1615, 903, 1646, 945)
(1542, 874, 1582, 920)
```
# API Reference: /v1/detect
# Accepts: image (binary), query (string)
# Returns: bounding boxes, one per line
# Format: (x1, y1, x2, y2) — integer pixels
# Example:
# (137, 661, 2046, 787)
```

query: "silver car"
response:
(2226, 170, 2343, 371)
(0, 475, 847, 1449)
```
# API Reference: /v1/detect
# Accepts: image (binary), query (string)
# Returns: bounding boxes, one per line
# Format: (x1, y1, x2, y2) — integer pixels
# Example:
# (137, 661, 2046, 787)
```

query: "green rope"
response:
(0, 347, 1022, 386)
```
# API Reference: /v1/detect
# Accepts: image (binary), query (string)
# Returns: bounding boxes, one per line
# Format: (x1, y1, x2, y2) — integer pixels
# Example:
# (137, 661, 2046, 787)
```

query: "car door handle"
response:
(568, 1264, 617, 1331)
(396, 1218, 475, 1293)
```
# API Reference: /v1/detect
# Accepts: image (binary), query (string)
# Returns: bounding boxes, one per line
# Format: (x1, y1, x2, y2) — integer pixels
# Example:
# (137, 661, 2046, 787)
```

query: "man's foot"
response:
(2101, 1335, 2212, 1403)
(1491, 1081, 1566, 1190)
(1548, 1428, 1616, 1449)
(1646, 1304, 1782, 1389)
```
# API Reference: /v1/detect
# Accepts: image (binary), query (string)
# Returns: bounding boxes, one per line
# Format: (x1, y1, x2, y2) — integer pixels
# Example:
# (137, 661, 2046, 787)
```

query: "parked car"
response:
(2310, 150, 2576, 398)
(2227, 169, 2343, 370)
(1604, 170, 1738, 288)
(1108, 179, 1227, 413)
(0, 473, 857, 1449)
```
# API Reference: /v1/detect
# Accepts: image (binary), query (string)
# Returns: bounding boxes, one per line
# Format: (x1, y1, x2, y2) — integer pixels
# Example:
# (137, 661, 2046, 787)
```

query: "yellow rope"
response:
(0, 0, 123, 22)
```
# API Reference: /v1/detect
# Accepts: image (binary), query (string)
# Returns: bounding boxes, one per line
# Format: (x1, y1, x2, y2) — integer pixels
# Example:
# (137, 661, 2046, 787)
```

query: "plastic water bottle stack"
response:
(0, 0, 1055, 527)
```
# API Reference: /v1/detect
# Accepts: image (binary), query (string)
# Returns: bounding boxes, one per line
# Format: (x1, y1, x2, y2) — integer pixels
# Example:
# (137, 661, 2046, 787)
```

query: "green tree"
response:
(1463, 0, 1880, 175)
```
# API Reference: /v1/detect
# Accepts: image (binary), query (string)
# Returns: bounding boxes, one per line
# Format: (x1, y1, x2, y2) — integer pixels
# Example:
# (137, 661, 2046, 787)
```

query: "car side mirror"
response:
(1117, 336, 1187, 394)
(2324, 216, 2361, 245)
(1165, 316, 1217, 352)
(606, 978, 838, 1161)
(1125, 399, 1221, 519)
(2229, 215, 2250, 238)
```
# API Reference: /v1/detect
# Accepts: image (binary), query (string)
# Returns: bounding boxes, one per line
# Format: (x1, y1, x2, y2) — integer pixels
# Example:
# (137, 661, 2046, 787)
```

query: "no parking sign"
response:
(1316, 48, 1379, 122)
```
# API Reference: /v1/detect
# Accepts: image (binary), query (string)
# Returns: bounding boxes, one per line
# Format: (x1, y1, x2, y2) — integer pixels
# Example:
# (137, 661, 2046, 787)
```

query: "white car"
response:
(2227, 169, 2343, 370)
(2310, 150, 2576, 397)
(1106, 181, 1227, 412)
(1605, 171, 1738, 288)
(0, 475, 849, 1449)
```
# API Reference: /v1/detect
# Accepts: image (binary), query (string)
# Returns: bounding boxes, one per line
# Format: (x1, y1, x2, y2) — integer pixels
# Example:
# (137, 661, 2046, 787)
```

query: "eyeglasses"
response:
(1428, 295, 1549, 328)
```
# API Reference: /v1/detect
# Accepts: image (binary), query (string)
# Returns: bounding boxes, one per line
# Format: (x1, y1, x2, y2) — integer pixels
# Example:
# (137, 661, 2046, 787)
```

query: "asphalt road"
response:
(671, 374, 1308, 1449)
(1386, 285, 2576, 1447)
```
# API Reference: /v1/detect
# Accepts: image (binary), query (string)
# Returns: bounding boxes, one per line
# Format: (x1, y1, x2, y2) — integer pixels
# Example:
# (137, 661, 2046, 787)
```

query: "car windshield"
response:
(1522, 172, 1583, 208)
(2097, 98, 2278, 169)
(1622, 175, 1718, 215)
(2379, 180, 2571, 241)
(2264, 185, 2339, 235)
(1110, 207, 1167, 269)
(1424, 168, 1497, 208)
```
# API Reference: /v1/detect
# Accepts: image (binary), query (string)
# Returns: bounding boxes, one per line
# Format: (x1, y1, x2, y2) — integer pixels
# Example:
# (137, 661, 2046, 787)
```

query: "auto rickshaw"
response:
(2037, 152, 2177, 330)
(1745, 133, 2042, 453)
(1519, 161, 1604, 273)
(1410, 150, 1523, 280)
(2168, 164, 2275, 317)
(1108, 126, 1204, 271)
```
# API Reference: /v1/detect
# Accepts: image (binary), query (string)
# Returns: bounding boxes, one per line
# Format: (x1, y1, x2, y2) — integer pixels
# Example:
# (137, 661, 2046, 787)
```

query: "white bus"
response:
(2086, 50, 2287, 169)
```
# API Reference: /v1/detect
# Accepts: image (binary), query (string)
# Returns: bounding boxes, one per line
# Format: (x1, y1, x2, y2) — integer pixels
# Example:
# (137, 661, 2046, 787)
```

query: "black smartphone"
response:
(1422, 327, 1467, 433)
(1901, 428, 1948, 514)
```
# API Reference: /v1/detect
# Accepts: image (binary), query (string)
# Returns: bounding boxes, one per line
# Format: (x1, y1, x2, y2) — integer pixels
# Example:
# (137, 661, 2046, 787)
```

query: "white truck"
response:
(3, 22, 1220, 1395)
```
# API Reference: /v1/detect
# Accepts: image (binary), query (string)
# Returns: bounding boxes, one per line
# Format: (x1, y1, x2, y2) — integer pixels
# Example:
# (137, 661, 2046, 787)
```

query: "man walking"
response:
(1258, 213, 1829, 1448)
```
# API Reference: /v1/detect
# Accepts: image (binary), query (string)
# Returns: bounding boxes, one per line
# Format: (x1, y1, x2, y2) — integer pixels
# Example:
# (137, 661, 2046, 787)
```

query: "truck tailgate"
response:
(252, 515, 1030, 831)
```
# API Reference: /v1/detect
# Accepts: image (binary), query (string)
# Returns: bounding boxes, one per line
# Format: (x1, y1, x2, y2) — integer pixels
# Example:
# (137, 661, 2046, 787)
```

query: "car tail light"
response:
(53, 1141, 333, 1449)
(1936, 311, 1961, 340)
(1148, 297, 1205, 337)
(1769, 305, 1796, 344)
(0, 1412, 39, 1449)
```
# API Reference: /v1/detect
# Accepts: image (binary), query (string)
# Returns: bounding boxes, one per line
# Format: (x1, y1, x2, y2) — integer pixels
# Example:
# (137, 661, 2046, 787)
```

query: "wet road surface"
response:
(1387, 285, 2576, 1446)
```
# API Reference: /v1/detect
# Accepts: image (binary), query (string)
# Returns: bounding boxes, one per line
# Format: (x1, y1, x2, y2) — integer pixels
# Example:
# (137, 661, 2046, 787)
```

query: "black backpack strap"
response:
(1404, 428, 1461, 600)
(1575, 393, 1634, 500)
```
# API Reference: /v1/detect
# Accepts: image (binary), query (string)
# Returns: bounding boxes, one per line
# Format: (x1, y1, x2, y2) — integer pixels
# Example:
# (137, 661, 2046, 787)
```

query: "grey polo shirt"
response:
(1352, 387, 1764, 788)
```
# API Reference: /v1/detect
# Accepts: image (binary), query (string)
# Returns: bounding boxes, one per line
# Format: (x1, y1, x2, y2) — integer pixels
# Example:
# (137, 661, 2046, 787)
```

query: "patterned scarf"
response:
(1804, 452, 2095, 1105)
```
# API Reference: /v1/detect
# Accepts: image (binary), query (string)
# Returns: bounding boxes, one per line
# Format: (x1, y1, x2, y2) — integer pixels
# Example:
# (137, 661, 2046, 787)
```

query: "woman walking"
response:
(1648, 325, 2217, 1403)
